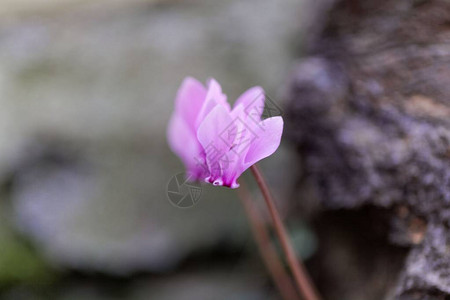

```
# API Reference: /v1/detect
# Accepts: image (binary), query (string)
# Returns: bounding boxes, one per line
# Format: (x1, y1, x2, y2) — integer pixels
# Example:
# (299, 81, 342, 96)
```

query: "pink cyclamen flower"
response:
(167, 77, 283, 188)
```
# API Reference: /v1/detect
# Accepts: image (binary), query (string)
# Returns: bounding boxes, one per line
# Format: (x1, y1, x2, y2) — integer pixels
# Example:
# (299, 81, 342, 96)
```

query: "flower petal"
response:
(220, 104, 249, 187)
(196, 79, 229, 128)
(174, 77, 207, 132)
(234, 86, 265, 122)
(197, 104, 235, 182)
(244, 116, 283, 168)
(167, 113, 204, 178)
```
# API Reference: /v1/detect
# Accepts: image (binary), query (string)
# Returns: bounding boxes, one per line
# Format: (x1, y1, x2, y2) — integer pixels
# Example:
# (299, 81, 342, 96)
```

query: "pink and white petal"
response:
(234, 86, 265, 122)
(174, 77, 207, 132)
(218, 151, 246, 188)
(229, 104, 247, 144)
(216, 149, 239, 187)
(230, 103, 245, 119)
(196, 79, 229, 127)
(197, 104, 235, 181)
(243, 116, 283, 169)
(206, 78, 228, 106)
(204, 104, 245, 187)
(228, 104, 255, 158)
(167, 113, 203, 177)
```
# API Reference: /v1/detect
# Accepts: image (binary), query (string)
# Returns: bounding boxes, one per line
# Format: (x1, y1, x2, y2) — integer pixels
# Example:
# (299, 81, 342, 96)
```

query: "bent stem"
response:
(237, 182, 300, 300)
(250, 164, 321, 300)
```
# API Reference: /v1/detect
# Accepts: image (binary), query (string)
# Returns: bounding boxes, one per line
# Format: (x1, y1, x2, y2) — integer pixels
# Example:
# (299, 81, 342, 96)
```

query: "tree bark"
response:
(284, 0, 450, 298)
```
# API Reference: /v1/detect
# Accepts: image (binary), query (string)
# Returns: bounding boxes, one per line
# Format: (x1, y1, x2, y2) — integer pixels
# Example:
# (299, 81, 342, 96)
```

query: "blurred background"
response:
(0, 0, 318, 299)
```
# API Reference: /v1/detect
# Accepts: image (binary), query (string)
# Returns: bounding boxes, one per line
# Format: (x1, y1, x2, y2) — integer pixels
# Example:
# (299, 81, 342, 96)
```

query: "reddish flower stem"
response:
(250, 164, 321, 300)
(237, 182, 300, 300)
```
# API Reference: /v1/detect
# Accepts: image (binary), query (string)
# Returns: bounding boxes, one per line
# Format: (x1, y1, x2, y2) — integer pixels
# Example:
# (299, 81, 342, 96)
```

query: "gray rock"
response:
(284, 0, 450, 298)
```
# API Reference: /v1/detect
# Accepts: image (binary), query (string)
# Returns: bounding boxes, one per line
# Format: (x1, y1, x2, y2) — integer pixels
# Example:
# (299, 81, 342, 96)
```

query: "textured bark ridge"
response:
(284, 0, 450, 298)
